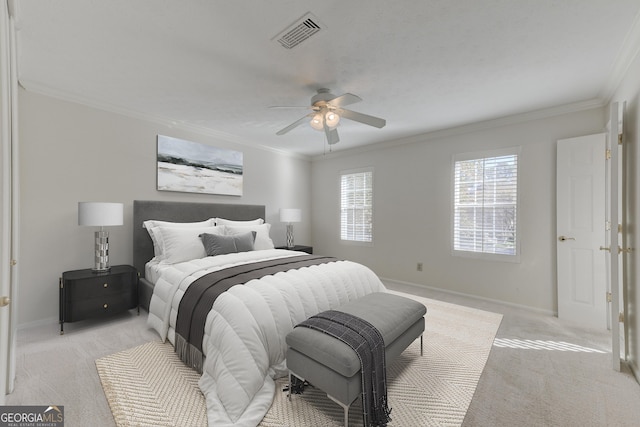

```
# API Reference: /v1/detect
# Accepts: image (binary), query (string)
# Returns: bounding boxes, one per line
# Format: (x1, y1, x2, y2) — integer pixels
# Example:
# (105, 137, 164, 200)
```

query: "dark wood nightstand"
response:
(276, 245, 313, 254)
(59, 265, 138, 334)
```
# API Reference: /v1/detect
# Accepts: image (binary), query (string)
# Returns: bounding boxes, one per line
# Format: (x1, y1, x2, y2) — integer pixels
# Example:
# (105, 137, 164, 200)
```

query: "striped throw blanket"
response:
(296, 310, 392, 427)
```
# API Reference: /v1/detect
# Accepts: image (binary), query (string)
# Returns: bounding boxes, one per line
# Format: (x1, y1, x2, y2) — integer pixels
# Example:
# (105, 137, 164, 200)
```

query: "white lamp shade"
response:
(325, 111, 340, 128)
(78, 202, 124, 226)
(279, 208, 301, 223)
(310, 113, 324, 131)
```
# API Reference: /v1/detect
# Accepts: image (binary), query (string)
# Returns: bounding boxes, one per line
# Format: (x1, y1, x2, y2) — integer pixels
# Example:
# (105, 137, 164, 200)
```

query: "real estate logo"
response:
(0, 405, 64, 427)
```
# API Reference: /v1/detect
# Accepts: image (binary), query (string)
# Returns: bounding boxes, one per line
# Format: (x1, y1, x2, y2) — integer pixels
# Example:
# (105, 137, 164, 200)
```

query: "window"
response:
(340, 168, 373, 243)
(453, 150, 519, 259)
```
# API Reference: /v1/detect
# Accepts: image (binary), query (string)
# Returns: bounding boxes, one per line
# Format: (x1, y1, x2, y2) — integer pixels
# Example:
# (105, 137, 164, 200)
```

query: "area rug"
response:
(96, 291, 502, 426)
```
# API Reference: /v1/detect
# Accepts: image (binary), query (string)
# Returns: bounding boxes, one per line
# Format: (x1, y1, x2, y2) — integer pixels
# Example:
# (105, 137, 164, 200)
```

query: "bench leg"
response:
(288, 371, 306, 400)
(421, 334, 423, 356)
(327, 394, 350, 427)
(289, 370, 352, 427)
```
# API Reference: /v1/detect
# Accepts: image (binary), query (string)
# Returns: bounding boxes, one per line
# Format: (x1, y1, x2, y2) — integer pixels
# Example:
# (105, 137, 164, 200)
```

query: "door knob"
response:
(558, 236, 575, 241)
(0, 296, 10, 307)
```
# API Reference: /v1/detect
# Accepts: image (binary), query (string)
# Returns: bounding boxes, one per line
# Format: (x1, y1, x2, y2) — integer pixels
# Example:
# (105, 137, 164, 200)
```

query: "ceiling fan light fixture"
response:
(274, 88, 385, 145)
(325, 111, 340, 128)
(310, 113, 324, 130)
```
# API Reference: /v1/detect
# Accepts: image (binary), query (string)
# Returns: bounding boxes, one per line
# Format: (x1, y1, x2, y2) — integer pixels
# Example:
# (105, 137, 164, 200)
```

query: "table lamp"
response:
(279, 208, 301, 249)
(78, 202, 123, 272)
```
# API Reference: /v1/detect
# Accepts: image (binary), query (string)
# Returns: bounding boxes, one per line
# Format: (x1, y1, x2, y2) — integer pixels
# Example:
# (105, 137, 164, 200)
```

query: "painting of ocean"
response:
(157, 135, 243, 196)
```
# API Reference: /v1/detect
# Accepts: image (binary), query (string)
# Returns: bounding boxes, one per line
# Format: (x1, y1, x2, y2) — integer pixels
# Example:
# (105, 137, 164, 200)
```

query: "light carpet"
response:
(96, 291, 502, 426)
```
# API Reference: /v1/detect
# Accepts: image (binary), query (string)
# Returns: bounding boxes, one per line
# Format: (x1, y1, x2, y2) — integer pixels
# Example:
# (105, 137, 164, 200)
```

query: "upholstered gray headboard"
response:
(133, 200, 266, 278)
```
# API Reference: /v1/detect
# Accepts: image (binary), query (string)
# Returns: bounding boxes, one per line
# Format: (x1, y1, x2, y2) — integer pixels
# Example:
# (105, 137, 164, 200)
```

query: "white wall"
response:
(610, 49, 640, 380)
(18, 89, 311, 326)
(311, 107, 605, 314)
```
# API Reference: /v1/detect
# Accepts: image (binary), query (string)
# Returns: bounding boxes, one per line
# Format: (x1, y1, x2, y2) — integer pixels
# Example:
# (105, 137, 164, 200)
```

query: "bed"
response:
(133, 200, 386, 426)
(133, 200, 267, 311)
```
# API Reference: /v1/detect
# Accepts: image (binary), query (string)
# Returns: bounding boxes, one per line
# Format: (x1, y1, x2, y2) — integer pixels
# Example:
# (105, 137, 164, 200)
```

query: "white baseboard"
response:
(380, 277, 557, 317)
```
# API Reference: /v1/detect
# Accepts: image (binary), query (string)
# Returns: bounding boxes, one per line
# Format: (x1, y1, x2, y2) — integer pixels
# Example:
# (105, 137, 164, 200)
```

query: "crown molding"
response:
(20, 78, 605, 163)
(19, 79, 311, 161)
(312, 98, 606, 161)
(600, 10, 640, 101)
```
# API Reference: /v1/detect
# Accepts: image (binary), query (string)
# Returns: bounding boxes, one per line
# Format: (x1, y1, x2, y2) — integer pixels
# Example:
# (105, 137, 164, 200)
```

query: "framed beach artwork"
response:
(157, 135, 243, 196)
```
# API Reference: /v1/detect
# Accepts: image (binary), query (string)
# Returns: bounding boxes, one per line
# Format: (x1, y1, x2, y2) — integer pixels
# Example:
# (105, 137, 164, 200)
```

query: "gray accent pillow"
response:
(234, 231, 257, 252)
(200, 231, 256, 256)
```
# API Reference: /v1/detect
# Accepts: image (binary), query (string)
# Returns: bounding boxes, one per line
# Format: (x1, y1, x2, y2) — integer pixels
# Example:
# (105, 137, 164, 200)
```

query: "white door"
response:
(0, 7, 8, 406)
(606, 102, 623, 371)
(1, 0, 16, 403)
(556, 133, 607, 329)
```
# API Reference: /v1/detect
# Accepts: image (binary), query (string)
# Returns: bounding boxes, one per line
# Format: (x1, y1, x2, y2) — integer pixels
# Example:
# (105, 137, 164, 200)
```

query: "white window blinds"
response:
(453, 153, 518, 256)
(340, 169, 373, 242)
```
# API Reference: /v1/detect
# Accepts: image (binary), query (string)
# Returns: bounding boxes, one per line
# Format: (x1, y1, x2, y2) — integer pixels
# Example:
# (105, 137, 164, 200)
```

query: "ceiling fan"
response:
(273, 88, 386, 145)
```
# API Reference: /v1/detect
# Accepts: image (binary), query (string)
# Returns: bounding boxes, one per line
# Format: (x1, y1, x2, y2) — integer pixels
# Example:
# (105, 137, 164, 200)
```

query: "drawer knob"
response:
(103, 283, 108, 288)
(103, 303, 108, 309)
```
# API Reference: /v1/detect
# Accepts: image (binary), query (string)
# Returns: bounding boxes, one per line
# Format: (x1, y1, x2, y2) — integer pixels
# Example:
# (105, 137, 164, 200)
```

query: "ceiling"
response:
(13, 0, 640, 157)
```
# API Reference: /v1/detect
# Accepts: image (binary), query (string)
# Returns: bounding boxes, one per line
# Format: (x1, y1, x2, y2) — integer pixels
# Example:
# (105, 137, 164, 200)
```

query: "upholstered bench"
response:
(286, 292, 427, 426)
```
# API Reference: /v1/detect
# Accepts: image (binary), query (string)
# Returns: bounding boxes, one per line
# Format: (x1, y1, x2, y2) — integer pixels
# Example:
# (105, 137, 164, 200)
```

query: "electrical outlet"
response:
(417, 263, 423, 272)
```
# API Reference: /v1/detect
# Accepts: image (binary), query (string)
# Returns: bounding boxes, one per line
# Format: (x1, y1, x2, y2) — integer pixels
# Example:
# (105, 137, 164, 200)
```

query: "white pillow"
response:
(152, 225, 224, 264)
(215, 217, 264, 226)
(143, 219, 216, 260)
(224, 223, 274, 251)
(142, 219, 215, 230)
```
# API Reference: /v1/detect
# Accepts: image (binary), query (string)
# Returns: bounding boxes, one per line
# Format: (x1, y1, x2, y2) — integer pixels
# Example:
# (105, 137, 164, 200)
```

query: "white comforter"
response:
(147, 249, 385, 426)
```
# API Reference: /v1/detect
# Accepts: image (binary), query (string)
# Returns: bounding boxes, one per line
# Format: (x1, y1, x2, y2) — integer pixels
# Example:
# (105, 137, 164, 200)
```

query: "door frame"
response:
(607, 102, 625, 372)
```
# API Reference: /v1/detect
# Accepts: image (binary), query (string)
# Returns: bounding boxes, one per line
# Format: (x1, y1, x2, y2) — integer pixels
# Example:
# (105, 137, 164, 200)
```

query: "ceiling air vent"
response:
(273, 13, 325, 49)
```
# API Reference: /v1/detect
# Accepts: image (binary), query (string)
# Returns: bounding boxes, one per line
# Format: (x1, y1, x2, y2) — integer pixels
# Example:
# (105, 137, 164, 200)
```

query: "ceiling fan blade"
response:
(329, 93, 362, 107)
(337, 108, 386, 128)
(276, 114, 312, 135)
(324, 124, 340, 145)
(268, 105, 310, 109)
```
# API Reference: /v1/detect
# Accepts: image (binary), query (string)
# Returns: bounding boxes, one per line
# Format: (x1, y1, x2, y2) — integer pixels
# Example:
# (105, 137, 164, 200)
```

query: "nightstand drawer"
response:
(64, 293, 137, 322)
(66, 275, 133, 300)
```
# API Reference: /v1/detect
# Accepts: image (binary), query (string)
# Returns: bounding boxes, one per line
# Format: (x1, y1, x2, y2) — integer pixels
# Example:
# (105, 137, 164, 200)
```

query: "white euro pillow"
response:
(143, 219, 216, 260)
(215, 218, 264, 226)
